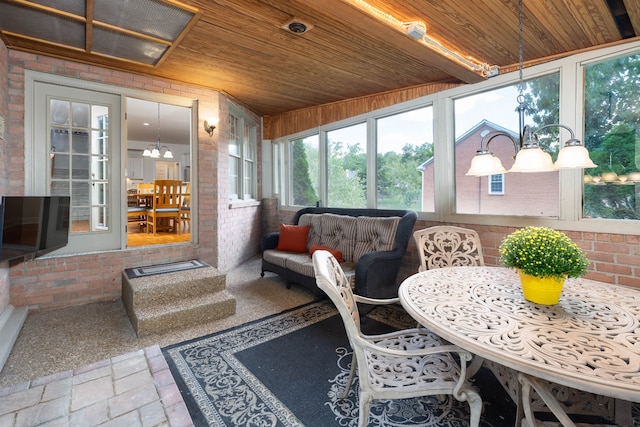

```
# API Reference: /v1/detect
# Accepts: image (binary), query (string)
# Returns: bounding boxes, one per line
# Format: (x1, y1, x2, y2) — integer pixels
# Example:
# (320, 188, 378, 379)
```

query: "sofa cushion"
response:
(285, 252, 356, 289)
(319, 214, 357, 261)
(262, 249, 290, 268)
(285, 252, 315, 278)
(298, 214, 323, 248)
(309, 244, 344, 262)
(353, 216, 400, 262)
(276, 224, 310, 253)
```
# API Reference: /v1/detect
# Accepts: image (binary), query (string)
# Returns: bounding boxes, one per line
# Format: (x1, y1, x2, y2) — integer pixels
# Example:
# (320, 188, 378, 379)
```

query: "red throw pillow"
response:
(309, 244, 344, 263)
(275, 224, 311, 253)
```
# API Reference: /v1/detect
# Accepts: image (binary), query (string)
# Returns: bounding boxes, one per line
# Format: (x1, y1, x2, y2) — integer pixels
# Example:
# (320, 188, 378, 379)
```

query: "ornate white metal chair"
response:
(413, 225, 485, 272)
(312, 250, 482, 427)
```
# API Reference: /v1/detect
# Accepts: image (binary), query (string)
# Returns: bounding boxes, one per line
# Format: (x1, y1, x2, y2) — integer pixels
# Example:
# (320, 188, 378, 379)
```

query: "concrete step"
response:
(122, 262, 236, 337)
(122, 266, 226, 309)
(130, 289, 236, 337)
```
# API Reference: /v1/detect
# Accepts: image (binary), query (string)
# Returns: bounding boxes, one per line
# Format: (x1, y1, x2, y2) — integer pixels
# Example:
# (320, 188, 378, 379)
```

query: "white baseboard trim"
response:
(0, 305, 28, 373)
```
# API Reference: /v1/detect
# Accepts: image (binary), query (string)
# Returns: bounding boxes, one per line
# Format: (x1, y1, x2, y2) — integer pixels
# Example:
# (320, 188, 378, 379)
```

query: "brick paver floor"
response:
(0, 345, 193, 427)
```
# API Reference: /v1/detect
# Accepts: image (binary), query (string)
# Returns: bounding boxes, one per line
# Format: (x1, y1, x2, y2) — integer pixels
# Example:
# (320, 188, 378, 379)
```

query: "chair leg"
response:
(465, 388, 483, 427)
(358, 392, 372, 427)
(340, 356, 357, 399)
(467, 355, 485, 378)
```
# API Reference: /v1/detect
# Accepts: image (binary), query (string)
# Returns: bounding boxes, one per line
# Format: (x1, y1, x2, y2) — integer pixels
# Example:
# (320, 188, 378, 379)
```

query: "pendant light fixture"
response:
(466, 0, 596, 176)
(142, 103, 173, 159)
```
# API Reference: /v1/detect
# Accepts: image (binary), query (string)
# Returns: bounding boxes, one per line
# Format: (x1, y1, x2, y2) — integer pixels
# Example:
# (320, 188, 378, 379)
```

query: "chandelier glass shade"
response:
(142, 103, 173, 159)
(465, 0, 596, 177)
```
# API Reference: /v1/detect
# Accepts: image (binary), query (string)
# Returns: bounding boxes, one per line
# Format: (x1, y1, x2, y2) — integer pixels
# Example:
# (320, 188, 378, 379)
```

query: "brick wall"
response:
(213, 96, 263, 272)
(3, 50, 262, 311)
(399, 220, 640, 289)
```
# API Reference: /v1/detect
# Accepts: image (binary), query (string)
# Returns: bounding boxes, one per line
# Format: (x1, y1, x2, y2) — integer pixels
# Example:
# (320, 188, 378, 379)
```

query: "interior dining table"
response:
(398, 266, 640, 427)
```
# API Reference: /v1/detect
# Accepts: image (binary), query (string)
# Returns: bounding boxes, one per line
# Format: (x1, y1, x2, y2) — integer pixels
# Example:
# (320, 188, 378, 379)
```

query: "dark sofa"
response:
(261, 207, 417, 299)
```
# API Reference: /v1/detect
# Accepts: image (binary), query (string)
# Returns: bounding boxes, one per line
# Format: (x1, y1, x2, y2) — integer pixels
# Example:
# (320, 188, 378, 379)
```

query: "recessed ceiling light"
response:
(281, 18, 314, 34)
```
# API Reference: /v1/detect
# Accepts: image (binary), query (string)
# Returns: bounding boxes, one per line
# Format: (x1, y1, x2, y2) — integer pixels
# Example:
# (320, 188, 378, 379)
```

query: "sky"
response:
(327, 84, 528, 154)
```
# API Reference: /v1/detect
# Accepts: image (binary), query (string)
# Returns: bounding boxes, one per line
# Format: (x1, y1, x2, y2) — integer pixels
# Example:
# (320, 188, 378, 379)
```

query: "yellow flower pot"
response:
(517, 269, 565, 305)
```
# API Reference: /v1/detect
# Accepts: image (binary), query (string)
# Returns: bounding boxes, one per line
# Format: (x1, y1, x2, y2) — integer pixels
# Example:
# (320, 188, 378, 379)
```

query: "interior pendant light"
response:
(142, 103, 173, 159)
(466, 0, 596, 176)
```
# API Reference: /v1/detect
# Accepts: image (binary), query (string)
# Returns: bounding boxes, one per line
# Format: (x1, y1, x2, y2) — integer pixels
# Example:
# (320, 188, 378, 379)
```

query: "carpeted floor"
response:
(162, 300, 518, 427)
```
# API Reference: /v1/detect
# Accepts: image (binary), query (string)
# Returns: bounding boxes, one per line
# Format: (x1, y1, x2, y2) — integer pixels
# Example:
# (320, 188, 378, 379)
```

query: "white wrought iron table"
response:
(398, 266, 640, 426)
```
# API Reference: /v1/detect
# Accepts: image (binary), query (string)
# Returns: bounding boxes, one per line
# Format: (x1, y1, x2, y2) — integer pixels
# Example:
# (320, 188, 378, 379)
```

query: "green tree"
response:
(291, 139, 318, 206)
(524, 54, 640, 219)
(582, 54, 640, 219)
(377, 143, 433, 209)
(327, 140, 367, 207)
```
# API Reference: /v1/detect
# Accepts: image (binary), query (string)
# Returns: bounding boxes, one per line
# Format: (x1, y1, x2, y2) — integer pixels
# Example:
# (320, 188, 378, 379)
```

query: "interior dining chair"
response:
(413, 225, 485, 272)
(180, 182, 191, 232)
(146, 179, 182, 235)
(126, 189, 147, 229)
(312, 250, 482, 427)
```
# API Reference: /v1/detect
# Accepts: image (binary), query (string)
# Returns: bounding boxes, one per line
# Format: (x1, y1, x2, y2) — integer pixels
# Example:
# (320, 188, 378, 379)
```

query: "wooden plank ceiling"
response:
(0, 0, 638, 117)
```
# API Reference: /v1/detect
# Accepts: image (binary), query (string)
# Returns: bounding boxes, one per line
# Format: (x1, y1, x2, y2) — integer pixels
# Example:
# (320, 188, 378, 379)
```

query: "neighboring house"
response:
(418, 120, 559, 216)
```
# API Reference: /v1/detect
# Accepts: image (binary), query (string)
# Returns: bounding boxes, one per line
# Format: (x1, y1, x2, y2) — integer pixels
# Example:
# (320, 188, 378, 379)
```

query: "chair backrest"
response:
(413, 225, 485, 272)
(182, 182, 191, 208)
(152, 179, 182, 209)
(137, 183, 155, 194)
(312, 250, 362, 336)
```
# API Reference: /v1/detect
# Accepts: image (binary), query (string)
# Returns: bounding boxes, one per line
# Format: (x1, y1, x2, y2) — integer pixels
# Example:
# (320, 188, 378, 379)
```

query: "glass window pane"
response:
(489, 174, 504, 194)
(51, 153, 70, 179)
(71, 206, 89, 233)
(71, 102, 89, 128)
(51, 128, 70, 152)
(244, 159, 253, 198)
(51, 181, 70, 197)
(290, 135, 319, 206)
(50, 99, 70, 126)
(327, 123, 367, 208)
(376, 106, 433, 211)
(454, 74, 560, 216)
(244, 123, 254, 160)
(583, 53, 640, 220)
(92, 105, 109, 129)
(229, 115, 240, 156)
(72, 131, 89, 153)
(229, 157, 239, 199)
(72, 155, 89, 179)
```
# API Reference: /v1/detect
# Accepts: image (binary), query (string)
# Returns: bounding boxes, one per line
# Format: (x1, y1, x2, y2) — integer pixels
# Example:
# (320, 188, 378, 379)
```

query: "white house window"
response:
(229, 108, 257, 202)
(489, 174, 504, 194)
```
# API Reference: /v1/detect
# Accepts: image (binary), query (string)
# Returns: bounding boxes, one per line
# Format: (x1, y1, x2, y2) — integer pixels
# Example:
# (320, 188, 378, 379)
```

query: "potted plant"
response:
(499, 226, 590, 304)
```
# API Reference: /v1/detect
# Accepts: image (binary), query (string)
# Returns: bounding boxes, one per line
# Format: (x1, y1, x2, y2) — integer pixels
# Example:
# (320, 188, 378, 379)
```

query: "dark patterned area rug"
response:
(162, 301, 524, 426)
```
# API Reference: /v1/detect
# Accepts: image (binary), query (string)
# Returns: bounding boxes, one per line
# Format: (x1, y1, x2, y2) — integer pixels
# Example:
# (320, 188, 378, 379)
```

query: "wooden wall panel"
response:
(265, 81, 462, 140)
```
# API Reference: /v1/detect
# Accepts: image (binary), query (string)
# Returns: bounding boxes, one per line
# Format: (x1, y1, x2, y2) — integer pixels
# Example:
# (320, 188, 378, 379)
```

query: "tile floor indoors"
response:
(0, 256, 317, 426)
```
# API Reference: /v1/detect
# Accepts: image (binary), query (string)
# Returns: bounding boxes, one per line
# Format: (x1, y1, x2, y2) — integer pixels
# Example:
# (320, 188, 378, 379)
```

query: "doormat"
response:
(124, 259, 209, 279)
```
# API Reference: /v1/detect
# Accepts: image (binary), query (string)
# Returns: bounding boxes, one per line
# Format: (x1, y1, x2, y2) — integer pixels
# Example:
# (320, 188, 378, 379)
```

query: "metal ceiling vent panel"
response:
(0, 0, 199, 66)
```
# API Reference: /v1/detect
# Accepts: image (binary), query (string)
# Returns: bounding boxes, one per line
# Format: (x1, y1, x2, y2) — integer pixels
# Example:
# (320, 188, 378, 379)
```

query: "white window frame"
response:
(24, 70, 198, 254)
(229, 105, 258, 206)
(488, 174, 504, 195)
(270, 39, 640, 236)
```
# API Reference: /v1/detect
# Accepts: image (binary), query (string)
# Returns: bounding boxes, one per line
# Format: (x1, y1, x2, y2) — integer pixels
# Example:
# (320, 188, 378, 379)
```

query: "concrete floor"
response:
(0, 256, 317, 390)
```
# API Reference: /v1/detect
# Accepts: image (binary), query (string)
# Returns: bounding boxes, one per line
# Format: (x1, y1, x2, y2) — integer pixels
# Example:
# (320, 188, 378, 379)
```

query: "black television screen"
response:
(0, 196, 71, 262)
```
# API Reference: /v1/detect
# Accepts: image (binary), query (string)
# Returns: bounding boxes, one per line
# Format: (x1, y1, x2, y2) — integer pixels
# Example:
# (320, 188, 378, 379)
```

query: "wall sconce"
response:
(204, 119, 216, 136)
(465, 0, 596, 176)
